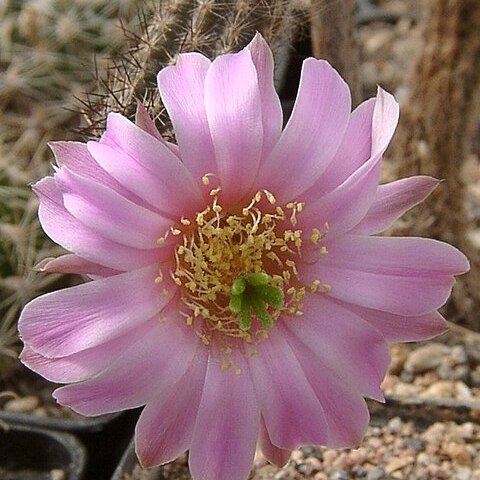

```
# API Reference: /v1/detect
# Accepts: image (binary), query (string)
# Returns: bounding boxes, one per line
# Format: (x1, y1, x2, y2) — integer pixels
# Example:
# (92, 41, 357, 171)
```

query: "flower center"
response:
(159, 187, 329, 346)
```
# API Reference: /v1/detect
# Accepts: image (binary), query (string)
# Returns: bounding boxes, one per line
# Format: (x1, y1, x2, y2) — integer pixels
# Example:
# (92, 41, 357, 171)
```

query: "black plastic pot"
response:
(0, 408, 118, 433)
(1, 409, 138, 480)
(111, 438, 167, 480)
(0, 424, 86, 480)
(110, 438, 136, 480)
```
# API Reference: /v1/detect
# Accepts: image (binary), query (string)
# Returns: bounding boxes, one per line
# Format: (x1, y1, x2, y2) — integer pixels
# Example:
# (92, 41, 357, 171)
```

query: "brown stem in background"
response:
(309, 0, 362, 105)
(390, 0, 480, 328)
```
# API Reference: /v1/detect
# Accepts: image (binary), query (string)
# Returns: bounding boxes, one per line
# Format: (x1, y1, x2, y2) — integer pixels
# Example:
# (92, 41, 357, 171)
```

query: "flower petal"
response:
(258, 418, 291, 468)
(53, 315, 199, 415)
(285, 329, 370, 448)
(136, 344, 208, 467)
(49, 141, 148, 208)
(350, 176, 440, 235)
(340, 304, 448, 343)
(134, 101, 162, 141)
(157, 52, 217, 182)
(258, 59, 351, 201)
(302, 235, 469, 316)
(247, 33, 283, 159)
(283, 294, 388, 401)
(19, 319, 155, 383)
(302, 97, 376, 200)
(94, 113, 204, 217)
(55, 166, 171, 249)
(18, 265, 175, 357)
(35, 254, 120, 277)
(189, 351, 259, 480)
(204, 48, 263, 203)
(299, 87, 399, 235)
(248, 327, 328, 450)
(33, 177, 166, 271)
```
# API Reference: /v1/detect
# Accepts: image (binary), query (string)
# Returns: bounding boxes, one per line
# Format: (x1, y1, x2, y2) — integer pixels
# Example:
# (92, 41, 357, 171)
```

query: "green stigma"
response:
(228, 272, 284, 331)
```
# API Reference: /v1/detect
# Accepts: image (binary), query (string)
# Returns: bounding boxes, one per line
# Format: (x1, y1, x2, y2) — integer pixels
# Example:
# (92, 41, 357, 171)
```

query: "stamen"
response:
(165, 186, 329, 345)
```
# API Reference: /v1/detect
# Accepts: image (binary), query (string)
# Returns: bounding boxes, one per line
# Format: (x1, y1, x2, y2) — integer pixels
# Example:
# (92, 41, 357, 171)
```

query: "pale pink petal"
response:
(33, 177, 167, 271)
(299, 88, 399, 235)
(285, 329, 370, 448)
(317, 267, 455, 317)
(371, 86, 400, 153)
(136, 345, 208, 467)
(322, 235, 469, 275)
(340, 304, 448, 342)
(189, 351, 259, 480)
(350, 176, 440, 235)
(157, 53, 217, 182)
(19, 319, 156, 383)
(55, 167, 171, 249)
(134, 102, 181, 157)
(302, 98, 375, 200)
(247, 33, 283, 158)
(96, 113, 204, 217)
(259, 418, 291, 467)
(248, 327, 328, 450)
(35, 254, 120, 277)
(134, 101, 162, 141)
(302, 235, 469, 315)
(53, 314, 199, 415)
(283, 295, 388, 401)
(49, 141, 148, 208)
(258, 59, 351, 202)
(204, 48, 263, 203)
(18, 265, 175, 357)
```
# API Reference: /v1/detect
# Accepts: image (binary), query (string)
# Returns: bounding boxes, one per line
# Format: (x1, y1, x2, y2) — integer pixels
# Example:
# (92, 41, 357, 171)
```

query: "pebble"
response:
(472, 469, 480, 480)
(404, 343, 452, 373)
(470, 365, 480, 387)
(384, 456, 414, 473)
(297, 457, 321, 475)
(438, 363, 469, 382)
(329, 471, 349, 480)
(419, 380, 472, 400)
(3, 395, 39, 413)
(444, 442, 472, 466)
(274, 471, 292, 480)
(50, 470, 66, 480)
(455, 467, 474, 480)
(388, 344, 409, 375)
(366, 467, 387, 480)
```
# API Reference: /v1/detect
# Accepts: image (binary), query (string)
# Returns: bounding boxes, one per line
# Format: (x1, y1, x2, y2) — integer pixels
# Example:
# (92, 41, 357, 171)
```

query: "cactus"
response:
(81, 0, 297, 137)
(0, 0, 143, 373)
(390, 0, 480, 328)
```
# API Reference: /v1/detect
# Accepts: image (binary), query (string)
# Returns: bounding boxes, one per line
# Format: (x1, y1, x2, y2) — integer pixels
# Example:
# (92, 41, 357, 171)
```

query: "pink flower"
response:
(19, 34, 468, 480)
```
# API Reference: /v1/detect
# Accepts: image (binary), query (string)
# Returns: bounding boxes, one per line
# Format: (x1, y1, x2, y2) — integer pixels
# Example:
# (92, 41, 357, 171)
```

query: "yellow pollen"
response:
(165, 188, 330, 347)
(310, 279, 322, 292)
(221, 361, 231, 371)
(210, 187, 221, 196)
(311, 228, 321, 244)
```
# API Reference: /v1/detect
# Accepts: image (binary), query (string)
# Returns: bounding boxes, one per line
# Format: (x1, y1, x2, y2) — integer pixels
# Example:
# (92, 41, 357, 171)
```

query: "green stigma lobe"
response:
(229, 273, 284, 330)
